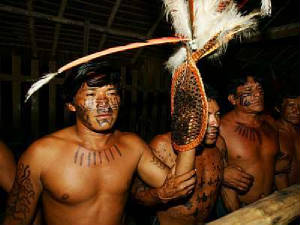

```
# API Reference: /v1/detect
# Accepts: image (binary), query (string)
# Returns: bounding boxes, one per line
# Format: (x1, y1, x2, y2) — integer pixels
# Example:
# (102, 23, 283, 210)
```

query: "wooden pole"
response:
(207, 184, 300, 225)
(51, 0, 69, 58)
(27, 0, 38, 58)
(98, 0, 122, 50)
(12, 54, 21, 131)
(48, 61, 57, 132)
(30, 59, 39, 139)
(83, 19, 90, 55)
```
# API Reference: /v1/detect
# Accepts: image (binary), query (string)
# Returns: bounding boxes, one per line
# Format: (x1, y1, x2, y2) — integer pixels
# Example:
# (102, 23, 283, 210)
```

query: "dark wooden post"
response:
(30, 59, 39, 139)
(48, 61, 57, 132)
(12, 54, 21, 131)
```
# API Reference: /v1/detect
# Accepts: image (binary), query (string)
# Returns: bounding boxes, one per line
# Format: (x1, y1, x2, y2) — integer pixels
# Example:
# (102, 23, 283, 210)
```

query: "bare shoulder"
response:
(150, 132, 175, 167)
(150, 132, 171, 149)
(21, 126, 76, 165)
(220, 111, 235, 127)
(261, 114, 277, 130)
(116, 131, 149, 155)
(0, 140, 14, 162)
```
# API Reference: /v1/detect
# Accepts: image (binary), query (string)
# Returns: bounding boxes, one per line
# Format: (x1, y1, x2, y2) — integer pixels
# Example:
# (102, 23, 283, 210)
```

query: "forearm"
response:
(221, 186, 240, 212)
(175, 149, 195, 176)
(132, 178, 164, 206)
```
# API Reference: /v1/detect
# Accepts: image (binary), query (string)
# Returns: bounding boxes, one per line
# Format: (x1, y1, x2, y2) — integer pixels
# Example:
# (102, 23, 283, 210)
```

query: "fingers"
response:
(172, 174, 196, 198)
(177, 176, 196, 190)
(167, 166, 176, 179)
(175, 169, 196, 183)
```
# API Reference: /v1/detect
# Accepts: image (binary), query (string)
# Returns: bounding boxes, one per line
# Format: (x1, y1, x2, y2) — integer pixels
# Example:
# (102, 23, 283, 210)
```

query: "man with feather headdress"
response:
(2, 62, 196, 225)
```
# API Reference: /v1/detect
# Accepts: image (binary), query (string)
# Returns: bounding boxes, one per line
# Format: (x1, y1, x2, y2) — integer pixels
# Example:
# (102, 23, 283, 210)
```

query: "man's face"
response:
(234, 76, 264, 113)
(204, 99, 220, 146)
(281, 97, 300, 125)
(73, 82, 120, 132)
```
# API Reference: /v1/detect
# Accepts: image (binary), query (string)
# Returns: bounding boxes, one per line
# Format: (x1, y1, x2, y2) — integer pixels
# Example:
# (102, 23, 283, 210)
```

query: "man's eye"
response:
(86, 93, 95, 96)
(216, 112, 221, 116)
(107, 92, 118, 96)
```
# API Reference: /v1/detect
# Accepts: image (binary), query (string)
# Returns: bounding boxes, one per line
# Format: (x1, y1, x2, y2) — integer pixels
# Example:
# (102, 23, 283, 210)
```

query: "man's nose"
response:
(96, 95, 109, 106)
(208, 115, 219, 127)
(294, 105, 300, 115)
(254, 90, 263, 97)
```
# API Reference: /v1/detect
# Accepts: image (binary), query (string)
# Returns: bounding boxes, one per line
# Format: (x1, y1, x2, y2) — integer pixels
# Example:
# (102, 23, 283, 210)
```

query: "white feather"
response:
(25, 72, 59, 102)
(261, 0, 272, 16)
(165, 0, 262, 73)
(165, 47, 187, 72)
(163, 0, 192, 38)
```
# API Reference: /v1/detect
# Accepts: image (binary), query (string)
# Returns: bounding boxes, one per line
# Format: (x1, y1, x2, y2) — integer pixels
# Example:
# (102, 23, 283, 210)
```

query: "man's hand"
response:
(275, 151, 291, 174)
(223, 165, 253, 192)
(157, 167, 196, 203)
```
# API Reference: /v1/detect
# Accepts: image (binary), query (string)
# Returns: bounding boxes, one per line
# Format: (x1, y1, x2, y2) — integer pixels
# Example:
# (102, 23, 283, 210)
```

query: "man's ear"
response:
(228, 94, 236, 105)
(66, 103, 76, 112)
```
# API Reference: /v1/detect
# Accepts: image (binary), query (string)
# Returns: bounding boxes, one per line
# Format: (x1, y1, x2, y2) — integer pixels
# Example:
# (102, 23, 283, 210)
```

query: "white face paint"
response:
(74, 83, 120, 132)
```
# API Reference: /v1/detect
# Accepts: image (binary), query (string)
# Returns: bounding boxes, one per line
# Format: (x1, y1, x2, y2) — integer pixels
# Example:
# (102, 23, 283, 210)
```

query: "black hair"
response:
(205, 83, 219, 101)
(226, 70, 263, 96)
(278, 84, 300, 105)
(62, 61, 120, 103)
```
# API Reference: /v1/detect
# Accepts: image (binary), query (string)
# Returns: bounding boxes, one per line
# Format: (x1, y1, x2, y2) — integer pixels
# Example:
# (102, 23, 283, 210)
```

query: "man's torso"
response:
(40, 127, 141, 225)
(220, 112, 278, 204)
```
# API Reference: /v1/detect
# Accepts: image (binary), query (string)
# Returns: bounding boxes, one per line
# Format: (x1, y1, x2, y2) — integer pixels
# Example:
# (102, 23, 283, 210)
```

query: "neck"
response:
(75, 119, 114, 150)
(278, 118, 300, 131)
(233, 109, 261, 126)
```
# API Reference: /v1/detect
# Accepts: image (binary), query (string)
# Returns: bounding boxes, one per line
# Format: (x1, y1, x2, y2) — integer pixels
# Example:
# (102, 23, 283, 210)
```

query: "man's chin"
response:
(203, 138, 217, 147)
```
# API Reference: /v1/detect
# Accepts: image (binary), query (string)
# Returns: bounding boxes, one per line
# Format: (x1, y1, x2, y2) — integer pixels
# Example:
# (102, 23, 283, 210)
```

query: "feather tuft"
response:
(165, 0, 262, 73)
(163, 0, 192, 38)
(261, 0, 272, 16)
(25, 72, 59, 102)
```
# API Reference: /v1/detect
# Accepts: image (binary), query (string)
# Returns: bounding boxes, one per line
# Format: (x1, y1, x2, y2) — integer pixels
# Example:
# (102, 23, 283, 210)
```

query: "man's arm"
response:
(136, 134, 195, 188)
(221, 186, 240, 212)
(3, 143, 43, 225)
(217, 136, 253, 192)
(0, 141, 16, 192)
(132, 133, 195, 205)
(274, 151, 290, 189)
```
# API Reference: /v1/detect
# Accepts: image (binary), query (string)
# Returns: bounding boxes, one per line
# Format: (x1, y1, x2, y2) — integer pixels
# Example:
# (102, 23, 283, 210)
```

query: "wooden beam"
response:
(98, 0, 122, 50)
(27, 0, 38, 58)
(131, 12, 164, 64)
(51, 0, 68, 58)
(247, 23, 300, 43)
(207, 184, 300, 225)
(83, 19, 90, 55)
(0, 4, 147, 40)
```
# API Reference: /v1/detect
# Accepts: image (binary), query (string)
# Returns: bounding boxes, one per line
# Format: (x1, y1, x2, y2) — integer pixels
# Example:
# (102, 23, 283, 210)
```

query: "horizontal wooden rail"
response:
(207, 184, 300, 225)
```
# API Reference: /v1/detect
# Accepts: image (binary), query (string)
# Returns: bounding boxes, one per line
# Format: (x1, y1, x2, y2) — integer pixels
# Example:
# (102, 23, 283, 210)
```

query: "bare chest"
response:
(42, 145, 137, 204)
(225, 122, 278, 161)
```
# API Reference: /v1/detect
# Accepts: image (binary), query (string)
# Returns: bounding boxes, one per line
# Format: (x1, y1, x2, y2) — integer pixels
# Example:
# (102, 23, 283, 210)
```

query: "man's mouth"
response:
(96, 113, 112, 117)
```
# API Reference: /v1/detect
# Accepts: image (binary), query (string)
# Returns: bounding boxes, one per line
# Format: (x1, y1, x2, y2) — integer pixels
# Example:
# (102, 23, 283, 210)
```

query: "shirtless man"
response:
(275, 91, 300, 185)
(3, 62, 196, 225)
(0, 141, 15, 193)
(132, 85, 224, 225)
(220, 74, 289, 212)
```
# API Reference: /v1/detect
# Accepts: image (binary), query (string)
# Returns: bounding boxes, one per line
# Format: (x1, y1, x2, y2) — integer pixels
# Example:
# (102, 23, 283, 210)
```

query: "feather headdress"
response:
(25, 0, 271, 102)
(164, 0, 271, 72)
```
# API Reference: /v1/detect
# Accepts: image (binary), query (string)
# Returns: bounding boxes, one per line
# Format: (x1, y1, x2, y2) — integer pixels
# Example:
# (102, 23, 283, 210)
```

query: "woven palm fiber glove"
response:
(170, 58, 208, 152)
